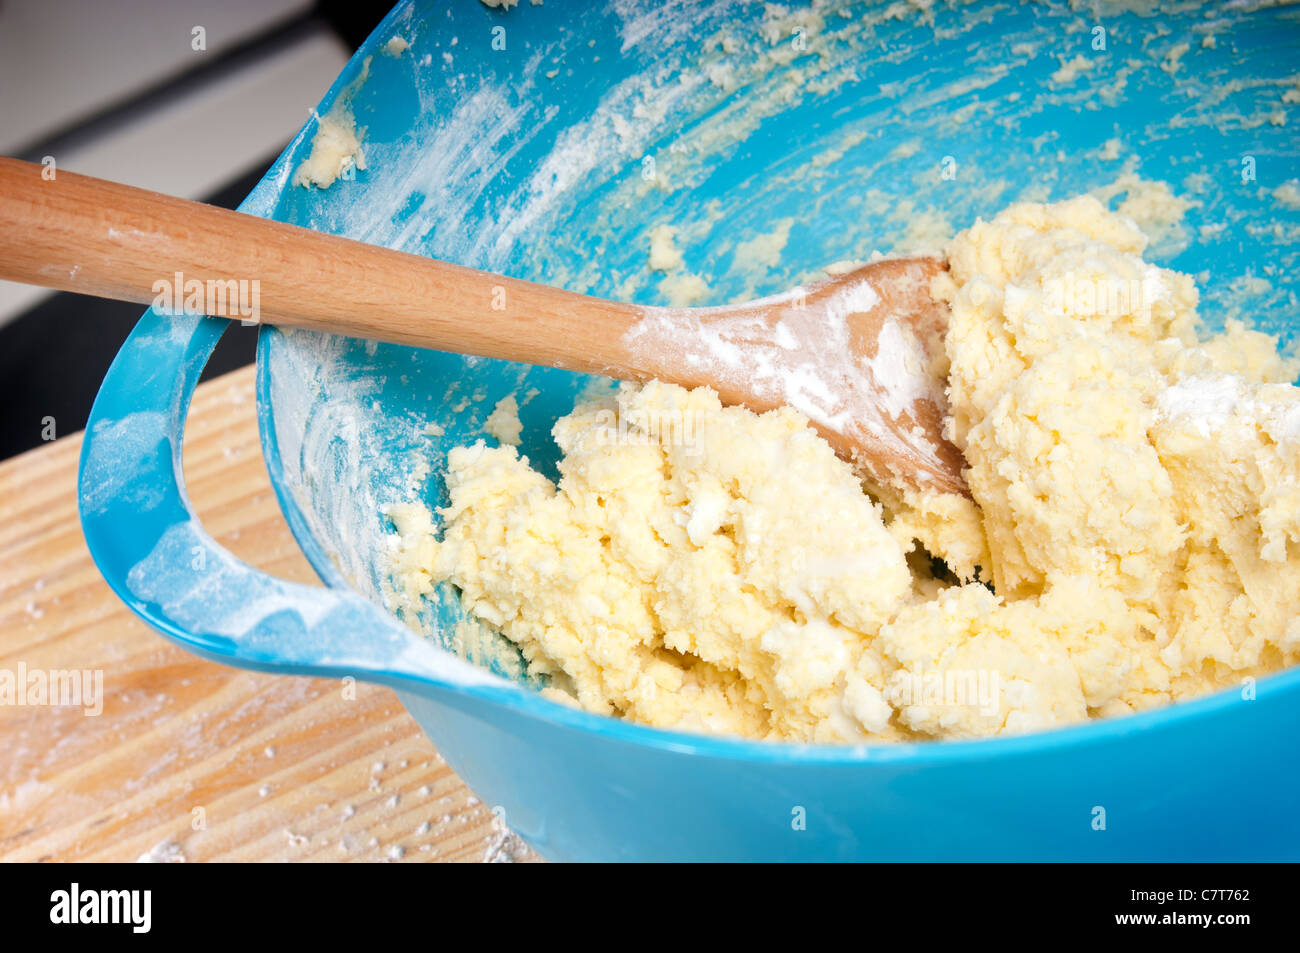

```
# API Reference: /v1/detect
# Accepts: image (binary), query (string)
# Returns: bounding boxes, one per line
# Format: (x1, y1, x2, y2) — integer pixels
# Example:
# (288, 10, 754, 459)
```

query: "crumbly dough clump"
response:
(292, 111, 365, 189)
(387, 196, 1300, 743)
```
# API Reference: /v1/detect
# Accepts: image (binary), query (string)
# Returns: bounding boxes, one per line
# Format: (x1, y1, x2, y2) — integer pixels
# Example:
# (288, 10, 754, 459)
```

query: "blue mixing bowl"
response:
(80, 0, 1300, 860)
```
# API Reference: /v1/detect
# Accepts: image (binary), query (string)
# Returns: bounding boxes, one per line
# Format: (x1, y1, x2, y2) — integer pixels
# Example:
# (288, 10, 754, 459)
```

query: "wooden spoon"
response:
(0, 157, 965, 494)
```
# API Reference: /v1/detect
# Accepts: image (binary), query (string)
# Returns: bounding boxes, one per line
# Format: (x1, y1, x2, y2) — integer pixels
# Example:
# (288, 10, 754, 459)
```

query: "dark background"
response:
(0, 1, 387, 460)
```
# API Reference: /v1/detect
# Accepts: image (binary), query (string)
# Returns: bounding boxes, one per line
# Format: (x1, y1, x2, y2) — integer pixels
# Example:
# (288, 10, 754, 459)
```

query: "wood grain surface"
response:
(0, 364, 537, 863)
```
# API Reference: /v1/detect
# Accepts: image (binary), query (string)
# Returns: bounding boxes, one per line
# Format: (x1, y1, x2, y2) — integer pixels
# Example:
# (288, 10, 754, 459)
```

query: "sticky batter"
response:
(292, 109, 366, 189)
(386, 196, 1300, 743)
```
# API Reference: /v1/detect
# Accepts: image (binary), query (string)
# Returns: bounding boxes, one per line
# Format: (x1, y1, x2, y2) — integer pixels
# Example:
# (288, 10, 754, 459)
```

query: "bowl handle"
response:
(78, 309, 502, 693)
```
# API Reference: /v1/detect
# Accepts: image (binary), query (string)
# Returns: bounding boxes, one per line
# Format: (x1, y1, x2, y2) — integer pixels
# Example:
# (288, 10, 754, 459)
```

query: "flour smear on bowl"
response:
(386, 195, 1300, 744)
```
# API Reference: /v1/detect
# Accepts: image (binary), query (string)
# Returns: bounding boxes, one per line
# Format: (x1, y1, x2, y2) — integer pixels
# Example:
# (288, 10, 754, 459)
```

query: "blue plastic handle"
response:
(77, 308, 504, 695)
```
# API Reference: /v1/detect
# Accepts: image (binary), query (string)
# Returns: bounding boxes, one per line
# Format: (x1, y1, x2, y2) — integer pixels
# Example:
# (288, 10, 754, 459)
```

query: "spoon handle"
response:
(0, 157, 642, 373)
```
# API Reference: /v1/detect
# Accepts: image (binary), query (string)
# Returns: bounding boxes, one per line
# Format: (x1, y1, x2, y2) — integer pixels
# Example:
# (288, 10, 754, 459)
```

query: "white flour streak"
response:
(1157, 372, 1300, 445)
(1157, 374, 1244, 437)
(870, 318, 935, 420)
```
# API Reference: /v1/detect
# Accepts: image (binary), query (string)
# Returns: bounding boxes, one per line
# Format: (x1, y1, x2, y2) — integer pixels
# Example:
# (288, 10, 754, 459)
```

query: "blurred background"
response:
(0, 0, 387, 460)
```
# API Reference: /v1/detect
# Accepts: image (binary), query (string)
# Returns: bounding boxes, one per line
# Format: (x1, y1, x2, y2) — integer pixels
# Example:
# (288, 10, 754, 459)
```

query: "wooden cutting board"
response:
(0, 364, 537, 863)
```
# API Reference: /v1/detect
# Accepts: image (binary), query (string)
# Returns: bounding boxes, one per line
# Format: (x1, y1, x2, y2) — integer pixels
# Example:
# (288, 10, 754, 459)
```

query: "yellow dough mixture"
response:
(386, 196, 1300, 743)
